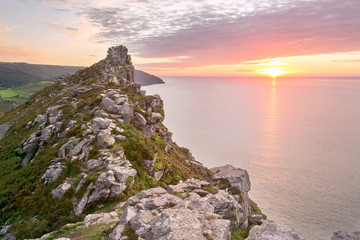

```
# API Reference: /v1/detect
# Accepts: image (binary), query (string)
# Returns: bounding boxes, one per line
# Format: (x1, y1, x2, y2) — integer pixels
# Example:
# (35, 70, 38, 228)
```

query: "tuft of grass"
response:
(231, 228, 248, 240)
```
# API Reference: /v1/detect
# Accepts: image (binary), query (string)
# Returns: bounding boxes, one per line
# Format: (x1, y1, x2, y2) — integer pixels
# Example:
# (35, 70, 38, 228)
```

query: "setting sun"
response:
(258, 68, 287, 77)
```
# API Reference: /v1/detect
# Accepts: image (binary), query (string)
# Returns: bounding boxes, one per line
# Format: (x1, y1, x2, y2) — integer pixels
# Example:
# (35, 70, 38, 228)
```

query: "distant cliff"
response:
(134, 70, 164, 86)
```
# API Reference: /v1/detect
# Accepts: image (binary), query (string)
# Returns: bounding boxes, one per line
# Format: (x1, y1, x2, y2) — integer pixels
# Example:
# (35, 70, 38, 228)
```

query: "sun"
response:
(258, 68, 287, 77)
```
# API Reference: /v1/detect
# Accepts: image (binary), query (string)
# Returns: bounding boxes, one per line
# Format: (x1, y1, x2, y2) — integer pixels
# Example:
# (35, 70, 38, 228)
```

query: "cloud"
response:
(79, 0, 360, 67)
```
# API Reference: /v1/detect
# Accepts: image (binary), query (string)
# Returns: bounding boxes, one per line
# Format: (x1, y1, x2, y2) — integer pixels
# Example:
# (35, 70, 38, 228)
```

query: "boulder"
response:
(100, 97, 117, 113)
(51, 181, 71, 199)
(247, 220, 304, 240)
(147, 208, 230, 240)
(211, 164, 251, 217)
(134, 112, 147, 128)
(97, 128, 115, 148)
(332, 231, 360, 240)
(41, 158, 65, 185)
(83, 211, 120, 228)
(149, 112, 163, 123)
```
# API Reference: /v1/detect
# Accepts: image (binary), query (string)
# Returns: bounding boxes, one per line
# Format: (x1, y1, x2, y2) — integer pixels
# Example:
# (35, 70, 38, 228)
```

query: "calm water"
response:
(144, 77, 360, 240)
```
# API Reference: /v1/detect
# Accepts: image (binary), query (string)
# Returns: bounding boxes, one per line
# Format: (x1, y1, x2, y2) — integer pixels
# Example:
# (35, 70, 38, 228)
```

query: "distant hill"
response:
(134, 69, 164, 85)
(0, 62, 82, 81)
(0, 66, 41, 88)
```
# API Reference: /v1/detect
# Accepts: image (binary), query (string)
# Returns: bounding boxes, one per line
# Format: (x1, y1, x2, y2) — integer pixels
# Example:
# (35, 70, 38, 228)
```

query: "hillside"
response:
(0, 46, 304, 240)
(0, 63, 82, 83)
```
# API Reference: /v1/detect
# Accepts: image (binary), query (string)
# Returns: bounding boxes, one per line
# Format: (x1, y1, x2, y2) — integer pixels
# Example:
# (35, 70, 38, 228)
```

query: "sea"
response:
(143, 76, 360, 240)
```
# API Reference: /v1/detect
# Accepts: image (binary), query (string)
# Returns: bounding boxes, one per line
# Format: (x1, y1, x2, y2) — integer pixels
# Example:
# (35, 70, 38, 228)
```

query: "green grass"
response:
(231, 228, 248, 240)
(0, 81, 53, 98)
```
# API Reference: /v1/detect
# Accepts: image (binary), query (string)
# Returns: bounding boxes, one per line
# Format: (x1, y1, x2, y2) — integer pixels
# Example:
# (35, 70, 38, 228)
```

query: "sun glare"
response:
(259, 68, 287, 77)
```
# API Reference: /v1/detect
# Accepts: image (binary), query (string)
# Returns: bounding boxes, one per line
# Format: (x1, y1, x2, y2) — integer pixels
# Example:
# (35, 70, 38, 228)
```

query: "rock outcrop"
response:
(332, 231, 360, 240)
(246, 220, 304, 240)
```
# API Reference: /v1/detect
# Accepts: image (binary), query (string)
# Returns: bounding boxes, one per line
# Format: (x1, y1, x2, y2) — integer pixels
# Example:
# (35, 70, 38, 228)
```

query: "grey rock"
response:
(56, 97, 73, 105)
(41, 158, 64, 185)
(68, 138, 88, 156)
(100, 97, 117, 112)
(332, 231, 360, 240)
(86, 159, 103, 170)
(134, 112, 147, 128)
(247, 220, 304, 240)
(92, 117, 112, 129)
(153, 170, 164, 181)
(51, 181, 71, 199)
(0, 225, 11, 237)
(211, 164, 251, 218)
(75, 191, 89, 216)
(34, 114, 45, 125)
(83, 211, 120, 228)
(143, 124, 155, 138)
(149, 112, 163, 124)
(151, 98, 161, 109)
(72, 88, 89, 97)
(109, 224, 126, 240)
(139, 90, 146, 96)
(148, 209, 230, 240)
(94, 110, 110, 118)
(115, 135, 126, 141)
(97, 128, 115, 148)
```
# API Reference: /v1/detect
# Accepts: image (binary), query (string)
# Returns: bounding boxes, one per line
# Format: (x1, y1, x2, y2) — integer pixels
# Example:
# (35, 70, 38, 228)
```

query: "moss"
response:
(153, 108, 165, 117)
(125, 176, 134, 185)
(231, 228, 248, 240)
(250, 199, 267, 219)
(204, 185, 219, 194)
(123, 224, 137, 240)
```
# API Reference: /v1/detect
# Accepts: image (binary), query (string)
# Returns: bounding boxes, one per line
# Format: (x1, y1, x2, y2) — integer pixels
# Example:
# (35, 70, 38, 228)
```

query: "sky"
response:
(0, 0, 359, 77)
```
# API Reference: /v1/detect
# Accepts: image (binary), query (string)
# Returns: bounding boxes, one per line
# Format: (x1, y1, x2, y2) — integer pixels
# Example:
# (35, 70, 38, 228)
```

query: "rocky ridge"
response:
(0, 45, 304, 240)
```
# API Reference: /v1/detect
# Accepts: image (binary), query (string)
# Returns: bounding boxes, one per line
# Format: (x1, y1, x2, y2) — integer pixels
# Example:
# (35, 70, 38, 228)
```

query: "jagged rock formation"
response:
(246, 220, 305, 240)
(0, 45, 304, 240)
(332, 231, 360, 240)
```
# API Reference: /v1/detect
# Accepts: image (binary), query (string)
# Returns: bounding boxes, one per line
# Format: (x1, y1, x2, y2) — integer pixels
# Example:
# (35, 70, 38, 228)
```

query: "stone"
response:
(97, 128, 115, 148)
(41, 158, 65, 185)
(72, 88, 89, 97)
(139, 90, 146, 96)
(247, 220, 305, 240)
(115, 135, 126, 141)
(34, 114, 45, 125)
(211, 164, 251, 218)
(92, 117, 112, 129)
(148, 209, 231, 240)
(149, 112, 163, 123)
(68, 138, 88, 156)
(83, 211, 120, 228)
(94, 110, 110, 118)
(332, 231, 360, 240)
(75, 191, 89, 216)
(134, 112, 147, 128)
(51, 181, 71, 199)
(100, 97, 117, 112)
(108, 224, 126, 240)
(143, 124, 155, 138)
(151, 98, 161, 109)
(56, 97, 73, 105)
(86, 159, 103, 170)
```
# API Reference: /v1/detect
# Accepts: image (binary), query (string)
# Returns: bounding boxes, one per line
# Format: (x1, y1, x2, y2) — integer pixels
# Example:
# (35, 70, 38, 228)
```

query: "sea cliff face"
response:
(0, 45, 304, 240)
